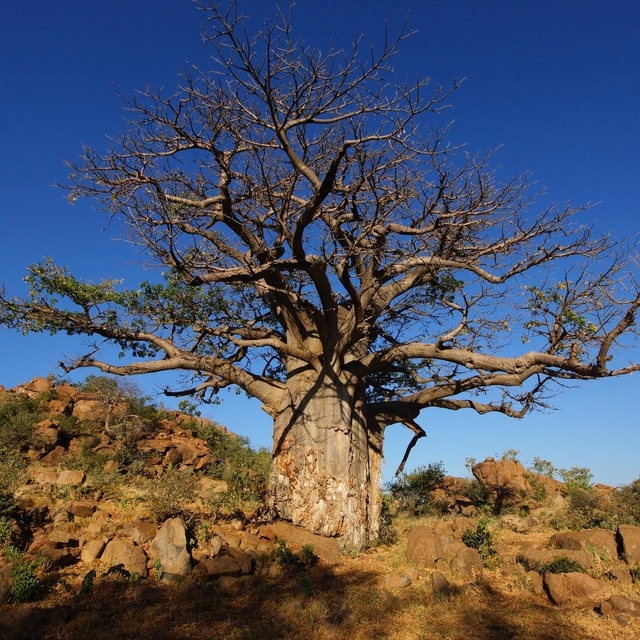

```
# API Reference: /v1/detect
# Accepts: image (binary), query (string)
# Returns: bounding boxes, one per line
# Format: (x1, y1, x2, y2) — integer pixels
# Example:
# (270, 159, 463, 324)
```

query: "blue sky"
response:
(1, 1, 639, 485)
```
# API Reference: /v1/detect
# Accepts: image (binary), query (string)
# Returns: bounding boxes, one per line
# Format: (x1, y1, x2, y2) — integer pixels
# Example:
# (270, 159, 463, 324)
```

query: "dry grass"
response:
(2, 517, 639, 640)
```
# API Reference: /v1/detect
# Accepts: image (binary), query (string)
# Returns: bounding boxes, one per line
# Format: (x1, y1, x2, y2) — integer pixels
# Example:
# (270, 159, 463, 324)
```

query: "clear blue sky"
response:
(1, 0, 639, 485)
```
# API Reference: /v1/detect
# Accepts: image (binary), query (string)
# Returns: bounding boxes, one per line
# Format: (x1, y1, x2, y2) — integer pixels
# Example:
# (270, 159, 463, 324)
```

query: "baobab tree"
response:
(1, 2, 639, 549)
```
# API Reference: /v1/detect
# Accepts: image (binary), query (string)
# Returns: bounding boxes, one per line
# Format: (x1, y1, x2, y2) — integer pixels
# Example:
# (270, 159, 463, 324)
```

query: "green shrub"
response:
(0, 516, 13, 546)
(521, 555, 586, 575)
(459, 478, 492, 510)
(274, 540, 317, 568)
(5, 546, 45, 602)
(148, 468, 198, 522)
(376, 493, 398, 546)
(462, 517, 497, 560)
(529, 457, 557, 478)
(611, 477, 640, 525)
(198, 424, 270, 508)
(559, 466, 593, 492)
(385, 462, 445, 516)
(0, 395, 44, 451)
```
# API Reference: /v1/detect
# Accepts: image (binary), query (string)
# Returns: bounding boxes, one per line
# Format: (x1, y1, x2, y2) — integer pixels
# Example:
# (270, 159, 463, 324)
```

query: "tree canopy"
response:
(1, 1, 639, 546)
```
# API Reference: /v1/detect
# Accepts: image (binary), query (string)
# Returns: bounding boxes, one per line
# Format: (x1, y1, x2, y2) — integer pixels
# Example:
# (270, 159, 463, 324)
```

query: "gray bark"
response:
(267, 370, 383, 550)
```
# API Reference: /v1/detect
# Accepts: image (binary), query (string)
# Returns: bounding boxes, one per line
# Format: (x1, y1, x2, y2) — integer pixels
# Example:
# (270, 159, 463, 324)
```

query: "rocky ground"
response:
(0, 377, 639, 639)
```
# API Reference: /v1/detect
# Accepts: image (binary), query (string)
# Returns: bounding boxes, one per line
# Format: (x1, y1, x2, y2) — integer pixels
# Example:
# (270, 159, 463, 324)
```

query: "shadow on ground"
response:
(0, 563, 631, 640)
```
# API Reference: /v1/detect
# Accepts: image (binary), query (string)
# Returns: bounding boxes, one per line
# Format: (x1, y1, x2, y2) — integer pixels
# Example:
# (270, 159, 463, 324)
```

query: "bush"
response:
(0, 395, 44, 451)
(198, 424, 270, 509)
(5, 546, 45, 603)
(521, 555, 586, 575)
(459, 478, 492, 510)
(148, 468, 198, 522)
(462, 517, 497, 560)
(559, 466, 593, 492)
(385, 462, 446, 516)
(611, 477, 640, 525)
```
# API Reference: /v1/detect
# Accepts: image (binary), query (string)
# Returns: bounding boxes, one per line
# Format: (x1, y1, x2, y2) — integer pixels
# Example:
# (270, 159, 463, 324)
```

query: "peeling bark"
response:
(267, 371, 383, 550)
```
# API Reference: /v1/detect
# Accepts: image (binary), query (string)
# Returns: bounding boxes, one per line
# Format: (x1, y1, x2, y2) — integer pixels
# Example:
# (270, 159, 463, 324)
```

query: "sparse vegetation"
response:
(1, 378, 640, 638)
(462, 517, 497, 561)
(386, 462, 446, 516)
(6, 546, 46, 603)
(521, 555, 587, 575)
(147, 468, 198, 522)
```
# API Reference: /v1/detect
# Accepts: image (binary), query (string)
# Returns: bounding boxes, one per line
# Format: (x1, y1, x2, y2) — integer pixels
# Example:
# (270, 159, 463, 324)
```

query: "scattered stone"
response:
(103, 459, 119, 473)
(603, 594, 640, 617)
(27, 467, 59, 485)
(267, 563, 283, 578)
(430, 571, 451, 596)
(544, 572, 603, 606)
(217, 576, 245, 594)
(81, 539, 106, 563)
(69, 501, 96, 518)
(385, 573, 412, 589)
(526, 570, 545, 596)
(148, 517, 192, 577)
(101, 539, 148, 578)
(56, 470, 86, 487)
(40, 446, 66, 464)
(121, 519, 157, 546)
(198, 556, 242, 579)
(266, 520, 342, 563)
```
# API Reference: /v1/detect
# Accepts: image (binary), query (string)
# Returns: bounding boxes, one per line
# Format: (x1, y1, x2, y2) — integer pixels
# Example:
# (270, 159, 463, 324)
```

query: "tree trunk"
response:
(267, 371, 384, 551)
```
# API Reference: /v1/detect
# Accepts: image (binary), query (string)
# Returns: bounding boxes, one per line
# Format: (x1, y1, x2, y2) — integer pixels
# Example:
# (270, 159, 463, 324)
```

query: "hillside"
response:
(0, 376, 639, 639)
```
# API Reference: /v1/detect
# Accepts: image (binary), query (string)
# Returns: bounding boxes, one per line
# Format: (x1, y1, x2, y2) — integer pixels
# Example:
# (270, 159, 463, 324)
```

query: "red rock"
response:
(544, 572, 603, 606)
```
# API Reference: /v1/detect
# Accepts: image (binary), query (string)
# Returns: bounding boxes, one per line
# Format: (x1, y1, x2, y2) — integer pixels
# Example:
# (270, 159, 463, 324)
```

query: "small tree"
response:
(1, 2, 639, 548)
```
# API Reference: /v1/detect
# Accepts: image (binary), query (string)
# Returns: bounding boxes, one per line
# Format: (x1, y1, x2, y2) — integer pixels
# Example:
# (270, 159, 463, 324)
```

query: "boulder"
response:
(148, 518, 192, 577)
(385, 573, 412, 589)
(600, 595, 640, 617)
(198, 556, 242, 579)
(56, 470, 86, 487)
(517, 548, 589, 572)
(266, 521, 342, 563)
(80, 540, 106, 564)
(20, 377, 52, 397)
(618, 524, 640, 565)
(551, 530, 618, 560)
(472, 458, 531, 497)
(430, 571, 451, 596)
(47, 399, 71, 414)
(72, 399, 106, 421)
(407, 526, 482, 579)
(544, 572, 603, 606)
(53, 384, 78, 401)
(33, 419, 60, 448)
(101, 539, 148, 578)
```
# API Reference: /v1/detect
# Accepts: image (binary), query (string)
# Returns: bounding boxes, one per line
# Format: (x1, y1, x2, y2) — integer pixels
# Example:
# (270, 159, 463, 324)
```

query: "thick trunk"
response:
(267, 371, 383, 551)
